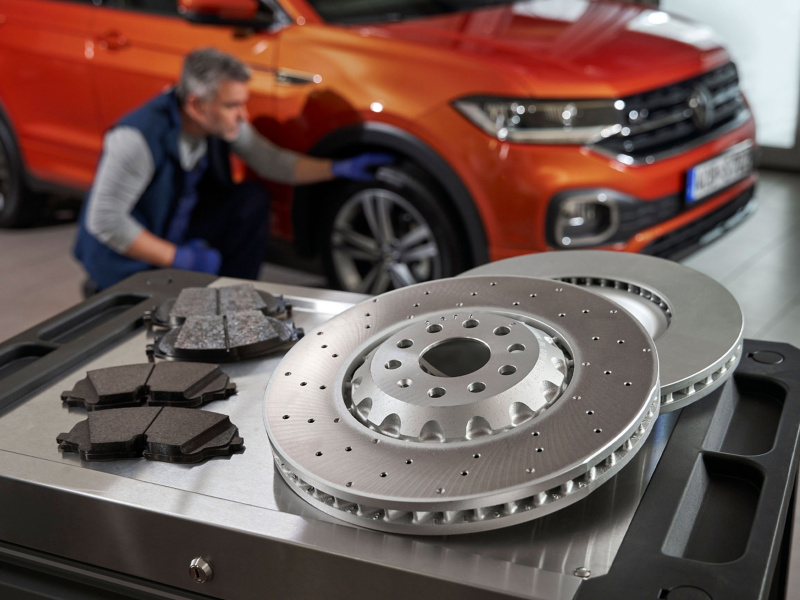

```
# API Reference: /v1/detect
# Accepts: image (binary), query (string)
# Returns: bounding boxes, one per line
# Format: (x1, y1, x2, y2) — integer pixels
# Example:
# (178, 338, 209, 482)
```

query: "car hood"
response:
(359, 0, 730, 98)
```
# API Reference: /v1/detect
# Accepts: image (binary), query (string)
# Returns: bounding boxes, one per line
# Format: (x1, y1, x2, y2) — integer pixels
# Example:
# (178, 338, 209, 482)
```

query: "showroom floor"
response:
(0, 169, 798, 347)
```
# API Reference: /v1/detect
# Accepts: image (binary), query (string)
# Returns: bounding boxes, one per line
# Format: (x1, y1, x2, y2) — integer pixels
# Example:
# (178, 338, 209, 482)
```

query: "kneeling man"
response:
(75, 48, 391, 290)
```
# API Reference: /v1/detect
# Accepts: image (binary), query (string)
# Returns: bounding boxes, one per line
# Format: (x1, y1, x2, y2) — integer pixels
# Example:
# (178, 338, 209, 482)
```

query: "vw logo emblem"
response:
(689, 84, 715, 130)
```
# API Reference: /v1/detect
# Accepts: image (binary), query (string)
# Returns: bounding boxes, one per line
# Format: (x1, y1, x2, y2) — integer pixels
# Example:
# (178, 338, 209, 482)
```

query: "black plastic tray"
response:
(576, 341, 800, 600)
(0, 270, 217, 412)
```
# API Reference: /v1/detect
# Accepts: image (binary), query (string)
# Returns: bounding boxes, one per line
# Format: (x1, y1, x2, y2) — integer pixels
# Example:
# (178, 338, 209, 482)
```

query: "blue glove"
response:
(172, 239, 222, 275)
(332, 153, 394, 182)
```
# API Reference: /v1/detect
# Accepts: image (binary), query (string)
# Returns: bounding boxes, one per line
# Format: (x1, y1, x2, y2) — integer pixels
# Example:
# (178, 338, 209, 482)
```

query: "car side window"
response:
(110, 0, 178, 15)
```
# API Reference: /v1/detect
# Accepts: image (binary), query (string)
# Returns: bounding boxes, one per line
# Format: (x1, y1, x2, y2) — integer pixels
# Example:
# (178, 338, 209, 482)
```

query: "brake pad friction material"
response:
(61, 363, 236, 410)
(61, 364, 154, 410)
(147, 362, 237, 407)
(170, 287, 218, 319)
(57, 406, 162, 461)
(57, 407, 244, 464)
(143, 407, 245, 464)
(219, 284, 267, 313)
(226, 310, 278, 347)
(156, 284, 290, 328)
(156, 312, 303, 362)
(175, 315, 227, 350)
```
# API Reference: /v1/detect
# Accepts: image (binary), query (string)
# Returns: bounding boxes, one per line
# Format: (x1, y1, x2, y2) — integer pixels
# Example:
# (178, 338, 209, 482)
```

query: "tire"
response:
(321, 163, 467, 294)
(0, 118, 39, 227)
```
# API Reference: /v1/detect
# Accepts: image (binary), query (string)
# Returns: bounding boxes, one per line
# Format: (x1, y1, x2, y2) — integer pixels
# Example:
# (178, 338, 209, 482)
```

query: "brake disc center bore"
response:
(418, 337, 491, 378)
(348, 311, 569, 441)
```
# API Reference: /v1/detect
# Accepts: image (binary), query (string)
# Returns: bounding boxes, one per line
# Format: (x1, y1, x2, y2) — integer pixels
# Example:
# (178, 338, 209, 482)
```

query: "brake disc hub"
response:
(349, 312, 568, 442)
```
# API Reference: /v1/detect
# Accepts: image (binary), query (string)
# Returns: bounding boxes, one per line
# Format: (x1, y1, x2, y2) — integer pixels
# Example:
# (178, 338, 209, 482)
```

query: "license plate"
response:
(686, 140, 754, 203)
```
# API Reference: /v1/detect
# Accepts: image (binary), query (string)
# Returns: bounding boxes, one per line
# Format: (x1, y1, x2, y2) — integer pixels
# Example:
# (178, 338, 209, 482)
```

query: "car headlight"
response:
(453, 97, 622, 144)
(548, 192, 621, 248)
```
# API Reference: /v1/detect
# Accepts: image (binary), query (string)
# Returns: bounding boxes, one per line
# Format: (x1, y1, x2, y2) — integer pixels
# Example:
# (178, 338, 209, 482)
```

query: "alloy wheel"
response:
(331, 189, 442, 294)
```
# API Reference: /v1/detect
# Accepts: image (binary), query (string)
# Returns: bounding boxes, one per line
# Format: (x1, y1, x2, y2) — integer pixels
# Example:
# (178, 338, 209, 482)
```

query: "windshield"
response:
(306, 0, 517, 24)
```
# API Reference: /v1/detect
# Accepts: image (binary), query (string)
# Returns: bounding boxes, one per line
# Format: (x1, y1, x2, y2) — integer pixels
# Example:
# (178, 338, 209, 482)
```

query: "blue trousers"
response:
(187, 181, 271, 281)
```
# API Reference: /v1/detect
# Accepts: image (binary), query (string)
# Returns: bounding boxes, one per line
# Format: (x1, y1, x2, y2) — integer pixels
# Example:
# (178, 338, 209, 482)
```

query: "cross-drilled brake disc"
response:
(461, 251, 744, 412)
(265, 276, 659, 534)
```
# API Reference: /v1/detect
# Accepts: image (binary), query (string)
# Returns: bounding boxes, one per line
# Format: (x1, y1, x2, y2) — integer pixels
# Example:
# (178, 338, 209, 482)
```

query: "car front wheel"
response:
(321, 165, 466, 294)
(0, 118, 39, 228)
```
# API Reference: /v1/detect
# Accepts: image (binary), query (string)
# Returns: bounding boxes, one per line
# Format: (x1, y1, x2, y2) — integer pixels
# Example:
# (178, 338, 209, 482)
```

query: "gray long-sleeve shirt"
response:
(86, 122, 300, 253)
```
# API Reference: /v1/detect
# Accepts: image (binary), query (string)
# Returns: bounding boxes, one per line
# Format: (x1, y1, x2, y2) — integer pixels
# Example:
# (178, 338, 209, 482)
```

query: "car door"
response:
(0, 0, 104, 190)
(90, 0, 283, 129)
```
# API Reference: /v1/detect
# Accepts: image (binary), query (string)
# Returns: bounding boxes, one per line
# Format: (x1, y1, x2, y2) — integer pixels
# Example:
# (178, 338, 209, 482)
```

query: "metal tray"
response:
(0, 271, 796, 600)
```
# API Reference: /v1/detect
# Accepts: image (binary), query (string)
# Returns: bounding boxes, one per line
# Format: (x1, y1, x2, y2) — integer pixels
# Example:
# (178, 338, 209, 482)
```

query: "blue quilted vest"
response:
(74, 90, 232, 290)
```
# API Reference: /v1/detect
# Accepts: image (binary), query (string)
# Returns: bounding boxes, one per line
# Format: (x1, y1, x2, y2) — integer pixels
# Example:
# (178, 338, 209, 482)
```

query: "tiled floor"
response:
(681, 170, 800, 346)
(0, 224, 85, 342)
(0, 170, 798, 347)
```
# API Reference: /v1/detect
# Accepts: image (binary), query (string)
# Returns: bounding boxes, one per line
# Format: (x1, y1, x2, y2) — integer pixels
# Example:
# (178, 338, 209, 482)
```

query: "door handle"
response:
(275, 69, 321, 86)
(96, 31, 128, 51)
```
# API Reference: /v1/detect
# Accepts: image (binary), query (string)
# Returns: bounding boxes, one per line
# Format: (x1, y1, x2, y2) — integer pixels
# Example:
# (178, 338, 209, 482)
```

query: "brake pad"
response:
(147, 362, 236, 406)
(143, 407, 245, 464)
(61, 362, 236, 411)
(57, 407, 244, 464)
(153, 311, 303, 362)
(149, 283, 290, 328)
(57, 406, 162, 461)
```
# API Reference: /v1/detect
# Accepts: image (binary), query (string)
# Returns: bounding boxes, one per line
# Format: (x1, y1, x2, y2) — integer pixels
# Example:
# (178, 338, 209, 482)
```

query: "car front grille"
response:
(594, 62, 747, 161)
(641, 185, 755, 259)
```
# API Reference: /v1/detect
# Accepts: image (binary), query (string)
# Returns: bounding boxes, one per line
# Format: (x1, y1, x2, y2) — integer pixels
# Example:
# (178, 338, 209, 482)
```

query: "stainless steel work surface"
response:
(0, 278, 678, 599)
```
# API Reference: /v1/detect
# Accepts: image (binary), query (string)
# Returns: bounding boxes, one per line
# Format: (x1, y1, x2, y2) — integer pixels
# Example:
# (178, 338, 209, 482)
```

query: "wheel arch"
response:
(291, 122, 489, 268)
(0, 95, 23, 173)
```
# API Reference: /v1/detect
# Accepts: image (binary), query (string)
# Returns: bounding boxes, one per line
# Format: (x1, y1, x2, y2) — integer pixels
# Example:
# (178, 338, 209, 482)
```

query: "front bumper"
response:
(416, 105, 757, 261)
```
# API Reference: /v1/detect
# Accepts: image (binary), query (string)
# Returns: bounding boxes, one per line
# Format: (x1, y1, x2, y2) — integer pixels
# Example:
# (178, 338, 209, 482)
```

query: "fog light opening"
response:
(554, 193, 619, 248)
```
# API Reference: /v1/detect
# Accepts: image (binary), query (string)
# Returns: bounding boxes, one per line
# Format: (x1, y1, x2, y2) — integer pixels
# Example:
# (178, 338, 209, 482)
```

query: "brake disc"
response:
(265, 276, 659, 535)
(460, 252, 743, 412)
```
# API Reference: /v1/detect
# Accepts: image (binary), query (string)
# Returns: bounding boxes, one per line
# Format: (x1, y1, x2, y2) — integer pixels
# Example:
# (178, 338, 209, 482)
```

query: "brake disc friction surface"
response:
(265, 276, 659, 534)
(460, 251, 744, 411)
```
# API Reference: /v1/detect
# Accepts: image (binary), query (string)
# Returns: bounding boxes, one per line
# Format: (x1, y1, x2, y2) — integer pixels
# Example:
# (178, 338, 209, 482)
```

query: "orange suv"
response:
(0, 0, 757, 293)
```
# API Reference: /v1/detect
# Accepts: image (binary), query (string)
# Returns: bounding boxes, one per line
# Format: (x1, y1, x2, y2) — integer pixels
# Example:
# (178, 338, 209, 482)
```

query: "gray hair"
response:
(176, 48, 251, 104)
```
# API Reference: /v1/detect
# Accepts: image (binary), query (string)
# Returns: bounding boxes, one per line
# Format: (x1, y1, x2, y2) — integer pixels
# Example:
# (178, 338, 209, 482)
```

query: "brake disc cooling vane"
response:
(265, 276, 659, 534)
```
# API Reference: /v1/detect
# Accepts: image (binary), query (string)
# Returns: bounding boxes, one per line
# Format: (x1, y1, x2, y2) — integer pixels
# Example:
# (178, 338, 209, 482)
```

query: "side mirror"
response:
(178, 0, 270, 28)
